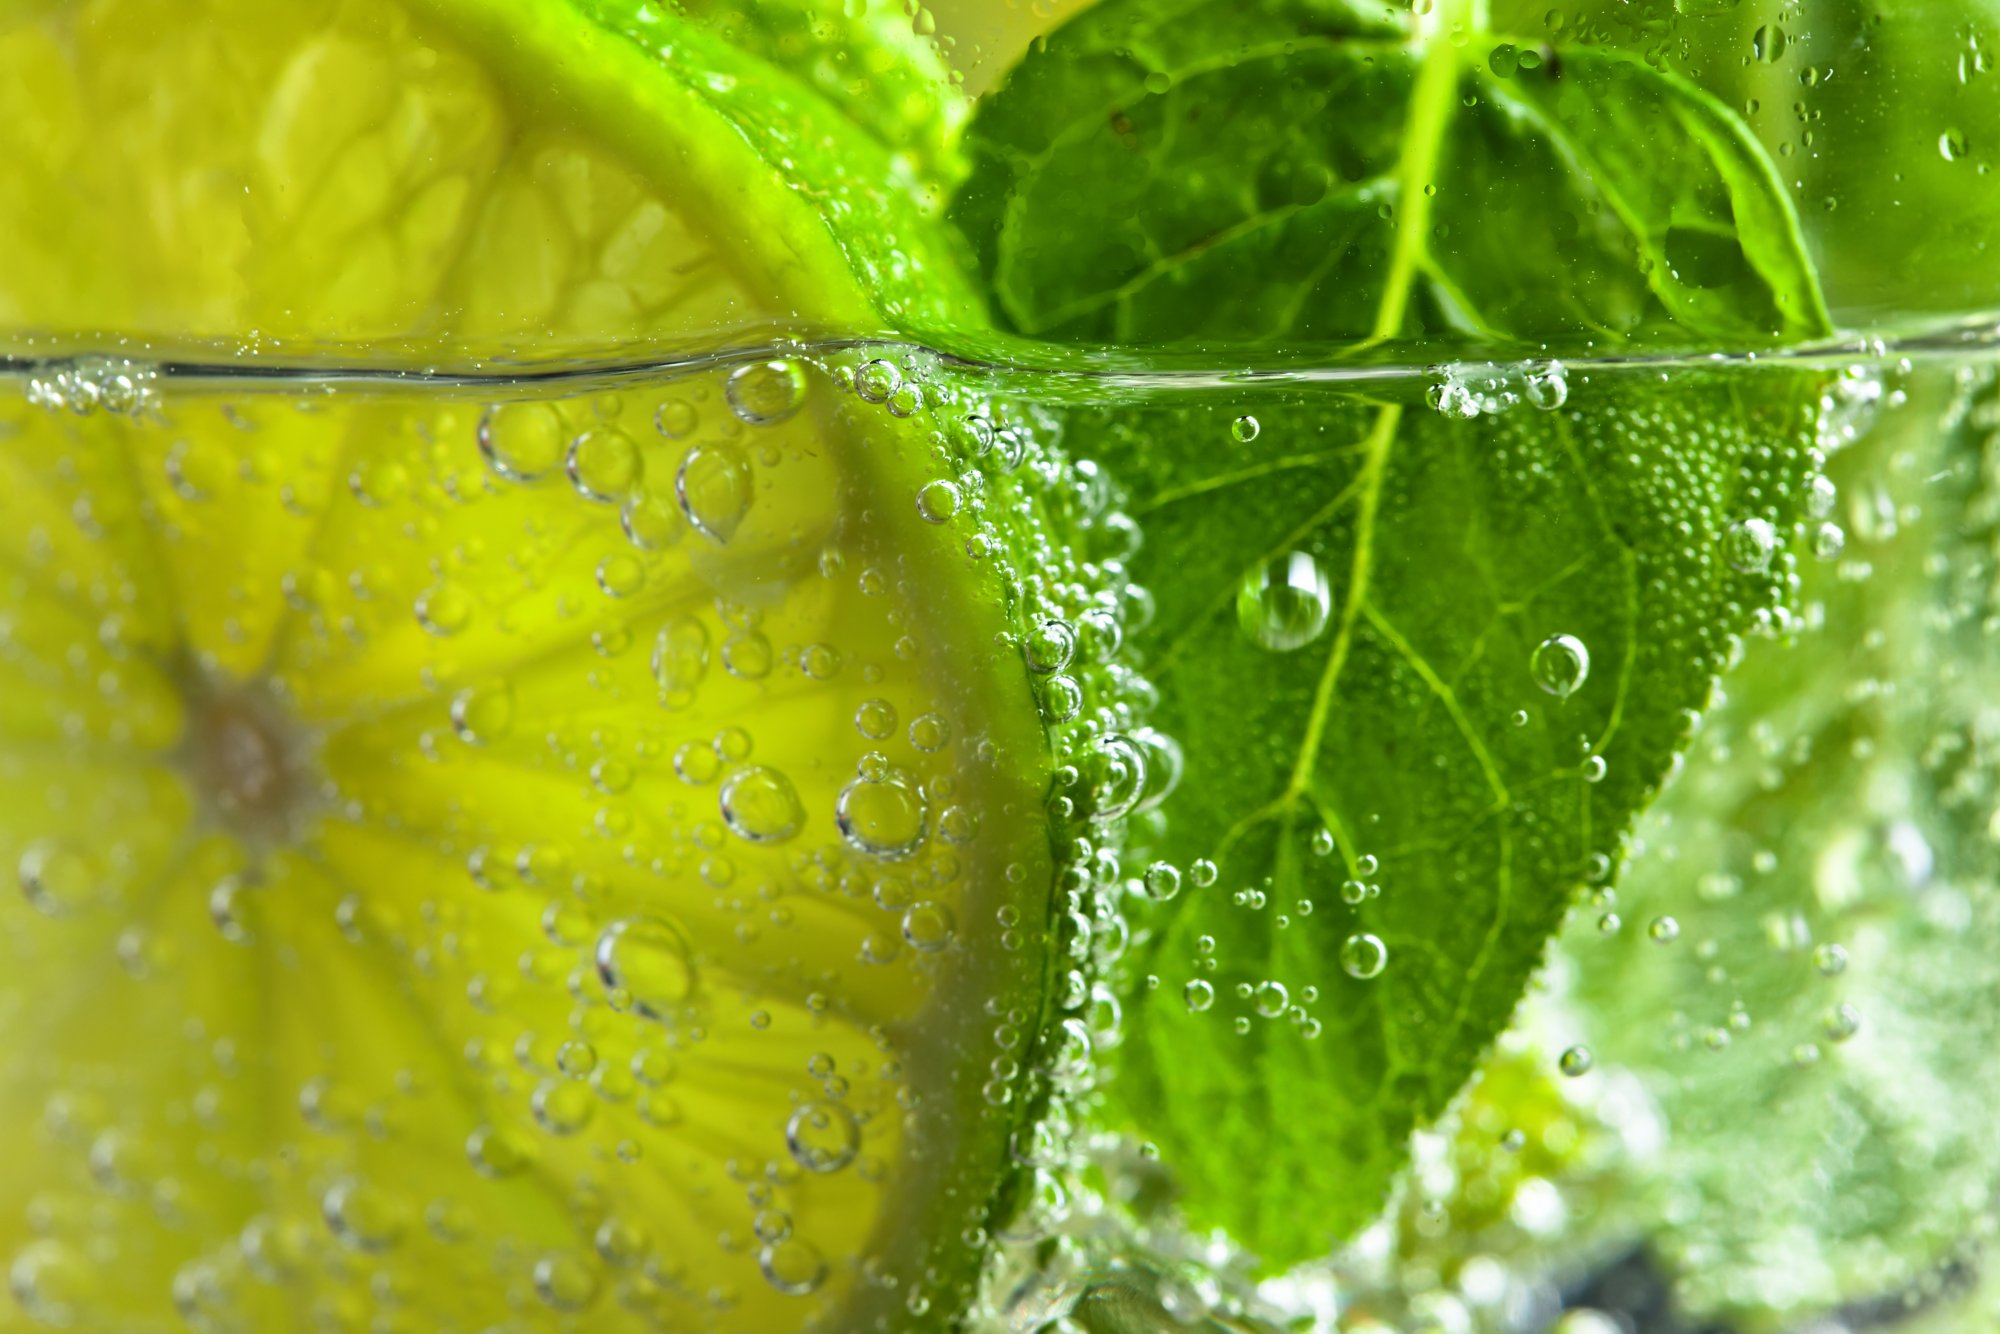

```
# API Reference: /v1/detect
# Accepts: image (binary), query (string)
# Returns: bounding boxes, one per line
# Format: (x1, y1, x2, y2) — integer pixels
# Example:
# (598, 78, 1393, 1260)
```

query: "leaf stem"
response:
(1368, 0, 1470, 344)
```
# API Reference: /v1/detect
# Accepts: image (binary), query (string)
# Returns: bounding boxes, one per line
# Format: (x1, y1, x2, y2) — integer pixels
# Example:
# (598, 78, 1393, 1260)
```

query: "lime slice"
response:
(0, 2, 1067, 1329)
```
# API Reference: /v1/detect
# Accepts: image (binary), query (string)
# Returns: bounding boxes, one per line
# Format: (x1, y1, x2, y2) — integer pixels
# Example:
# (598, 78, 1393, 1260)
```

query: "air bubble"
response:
(1558, 1045, 1594, 1077)
(594, 917, 696, 1020)
(620, 489, 685, 551)
(654, 397, 698, 439)
(596, 552, 645, 597)
(1230, 415, 1260, 443)
(414, 583, 472, 637)
(321, 1178, 408, 1254)
(448, 683, 514, 747)
(1531, 633, 1590, 699)
(478, 402, 566, 482)
(1340, 932, 1388, 980)
(724, 359, 807, 425)
(854, 359, 902, 403)
(915, 479, 960, 524)
(1041, 674, 1084, 722)
(1524, 361, 1568, 409)
(786, 1100, 860, 1173)
(723, 632, 774, 679)
(760, 1238, 828, 1296)
(1023, 618, 1078, 673)
(902, 901, 955, 952)
(532, 1252, 600, 1313)
(854, 698, 898, 740)
(836, 762, 929, 860)
(908, 713, 950, 751)
(565, 427, 642, 502)
(18, 841, 97, 917)
(1723, 517, 1777, 573)
(531, 1080, 596, 1136)
(11, 1239, 89, 1325)
(1236, 552, 1332, 651)
(652, 615, 710, 705)
(719, 766, 805, 844)
(674, 442, 753, 543)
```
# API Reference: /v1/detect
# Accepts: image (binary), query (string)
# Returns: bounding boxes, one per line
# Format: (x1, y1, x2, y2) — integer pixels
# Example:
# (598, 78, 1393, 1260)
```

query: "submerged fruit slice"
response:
(0, 3, 1054, 1331)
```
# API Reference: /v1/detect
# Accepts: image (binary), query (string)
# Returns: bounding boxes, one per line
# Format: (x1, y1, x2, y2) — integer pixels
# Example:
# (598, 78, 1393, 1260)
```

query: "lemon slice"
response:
(0, 2, 1064, 1329)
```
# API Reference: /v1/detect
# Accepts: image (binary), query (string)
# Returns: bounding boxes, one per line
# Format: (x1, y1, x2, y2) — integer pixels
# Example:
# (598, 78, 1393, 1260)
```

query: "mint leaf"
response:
(1557, 365, 2000, 1324)
(950, 0, 1828, 348)
(952, 0, 1836, 1265)
(1490, 0, 2000, 331)
(1081, 367, 1823, 1263)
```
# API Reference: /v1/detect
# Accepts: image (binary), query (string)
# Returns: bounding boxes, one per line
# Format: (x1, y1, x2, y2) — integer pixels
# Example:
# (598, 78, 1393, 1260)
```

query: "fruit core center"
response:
(176, 668, 320, 851)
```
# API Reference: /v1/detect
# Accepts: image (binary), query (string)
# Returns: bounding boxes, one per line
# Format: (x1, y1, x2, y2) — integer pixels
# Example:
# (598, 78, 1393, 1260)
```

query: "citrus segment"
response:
(0, 0, 1060, 1330)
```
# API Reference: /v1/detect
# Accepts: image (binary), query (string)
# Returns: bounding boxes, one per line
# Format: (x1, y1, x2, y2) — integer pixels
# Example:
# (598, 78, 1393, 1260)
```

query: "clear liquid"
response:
(2, 338, 1996, 1333)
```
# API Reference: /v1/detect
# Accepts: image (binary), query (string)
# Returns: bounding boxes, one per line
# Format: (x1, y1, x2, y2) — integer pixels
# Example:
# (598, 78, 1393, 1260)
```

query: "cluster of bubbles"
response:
(1427, 359, 1569, 419)
(23, 354, 161, 418)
